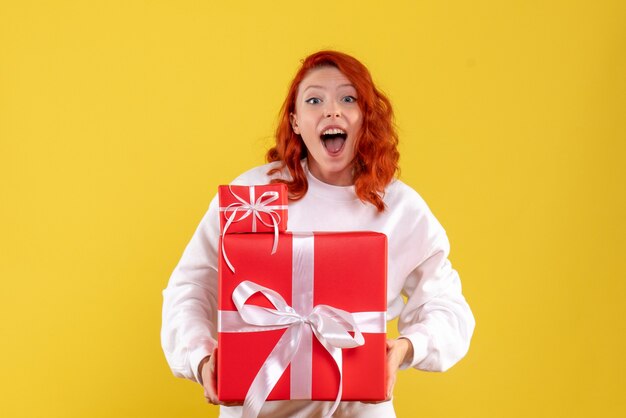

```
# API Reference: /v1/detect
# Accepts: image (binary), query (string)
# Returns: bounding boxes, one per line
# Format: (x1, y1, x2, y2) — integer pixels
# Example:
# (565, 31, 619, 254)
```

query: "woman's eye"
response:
(305, 97, 321, 104)
(342, 96, 357, 103)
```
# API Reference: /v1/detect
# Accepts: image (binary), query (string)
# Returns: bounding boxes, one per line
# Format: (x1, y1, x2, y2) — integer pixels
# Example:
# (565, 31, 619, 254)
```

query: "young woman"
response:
(162, 50, 475, 418)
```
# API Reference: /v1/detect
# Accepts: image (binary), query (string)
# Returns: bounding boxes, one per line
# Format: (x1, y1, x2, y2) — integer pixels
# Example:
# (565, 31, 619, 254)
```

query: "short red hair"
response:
(267, 50, 399, 212)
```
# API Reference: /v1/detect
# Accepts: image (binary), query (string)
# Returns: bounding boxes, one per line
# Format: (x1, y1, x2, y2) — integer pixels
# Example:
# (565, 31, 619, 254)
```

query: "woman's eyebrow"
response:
(302, 85, 322, 93)
(303, 83, 355, 91)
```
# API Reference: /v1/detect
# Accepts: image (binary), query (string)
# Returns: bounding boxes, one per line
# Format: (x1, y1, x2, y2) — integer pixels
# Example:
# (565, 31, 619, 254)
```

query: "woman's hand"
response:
(199, 347, 219, 405)
(384, 338, 413, 400)
(361, 337, 413, 404)
(199, 347, 244, 407)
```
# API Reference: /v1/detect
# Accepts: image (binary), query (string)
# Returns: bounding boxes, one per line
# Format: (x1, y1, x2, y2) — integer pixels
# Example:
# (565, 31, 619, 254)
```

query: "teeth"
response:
(322, 128, 346, 136)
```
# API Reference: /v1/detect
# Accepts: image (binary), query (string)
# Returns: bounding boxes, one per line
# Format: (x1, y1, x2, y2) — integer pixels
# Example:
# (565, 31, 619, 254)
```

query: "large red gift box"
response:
(217, 232, 387, 410)
(218, 184, 288, 235)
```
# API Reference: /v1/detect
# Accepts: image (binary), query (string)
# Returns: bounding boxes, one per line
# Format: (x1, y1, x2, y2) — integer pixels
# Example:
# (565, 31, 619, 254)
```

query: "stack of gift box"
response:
(216, 184, 388, 415)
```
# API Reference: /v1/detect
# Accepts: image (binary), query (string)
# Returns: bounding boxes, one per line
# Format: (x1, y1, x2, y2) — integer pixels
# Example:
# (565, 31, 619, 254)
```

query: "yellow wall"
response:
(1, 1, 624, 417)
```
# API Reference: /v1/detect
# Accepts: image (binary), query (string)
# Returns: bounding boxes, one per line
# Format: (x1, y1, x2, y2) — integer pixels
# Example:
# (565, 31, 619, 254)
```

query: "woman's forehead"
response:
(298, 66, 355, 93)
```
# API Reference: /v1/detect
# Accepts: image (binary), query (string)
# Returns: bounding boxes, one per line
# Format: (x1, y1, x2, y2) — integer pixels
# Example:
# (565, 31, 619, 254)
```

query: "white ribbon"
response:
(220, 185, 287, 272)
(225, 280, 367, 418)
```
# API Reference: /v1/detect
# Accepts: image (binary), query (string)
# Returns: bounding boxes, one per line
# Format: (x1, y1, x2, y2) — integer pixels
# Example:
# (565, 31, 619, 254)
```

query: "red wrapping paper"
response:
(218, 184, 288, 235)
(217, 232, 387, 402)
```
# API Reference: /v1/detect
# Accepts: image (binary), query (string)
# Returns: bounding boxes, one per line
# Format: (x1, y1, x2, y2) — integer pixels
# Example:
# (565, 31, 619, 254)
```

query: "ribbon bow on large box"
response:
(218, 232, 388, 418)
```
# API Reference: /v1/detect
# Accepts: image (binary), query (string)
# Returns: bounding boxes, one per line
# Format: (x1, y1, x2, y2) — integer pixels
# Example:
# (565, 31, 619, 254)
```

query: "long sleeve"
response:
(161, 196, 221, 383)
(397, 229, 475, 372)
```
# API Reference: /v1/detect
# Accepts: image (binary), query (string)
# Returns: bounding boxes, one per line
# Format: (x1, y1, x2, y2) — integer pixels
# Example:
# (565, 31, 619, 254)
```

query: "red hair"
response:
(267, 50, 399, 212)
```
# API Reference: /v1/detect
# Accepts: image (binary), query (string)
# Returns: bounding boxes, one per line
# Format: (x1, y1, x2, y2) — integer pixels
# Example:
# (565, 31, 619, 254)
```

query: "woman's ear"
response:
(290, 113, 300, 135)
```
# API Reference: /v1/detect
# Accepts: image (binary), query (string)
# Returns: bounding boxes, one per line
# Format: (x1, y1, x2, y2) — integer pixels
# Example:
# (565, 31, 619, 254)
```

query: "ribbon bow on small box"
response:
(218, 184, 288, 272)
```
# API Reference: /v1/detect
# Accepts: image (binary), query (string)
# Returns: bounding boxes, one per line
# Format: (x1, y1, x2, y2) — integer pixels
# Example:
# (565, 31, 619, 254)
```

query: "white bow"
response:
(231, 280, 365, 418)
(221, 185, 284, 272)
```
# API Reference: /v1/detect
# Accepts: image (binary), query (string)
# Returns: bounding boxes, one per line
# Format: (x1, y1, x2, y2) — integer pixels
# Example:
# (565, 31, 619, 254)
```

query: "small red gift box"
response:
(218, 184, 288, 235)
(217, 232, 387, 416)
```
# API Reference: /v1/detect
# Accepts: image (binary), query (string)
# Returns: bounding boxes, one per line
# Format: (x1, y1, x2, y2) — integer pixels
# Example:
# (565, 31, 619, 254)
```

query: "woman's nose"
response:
(324, 108, 341, 118)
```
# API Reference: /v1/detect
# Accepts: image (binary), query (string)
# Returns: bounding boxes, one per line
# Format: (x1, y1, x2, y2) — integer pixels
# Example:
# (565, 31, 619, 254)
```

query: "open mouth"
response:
(320, 128, 347, 155)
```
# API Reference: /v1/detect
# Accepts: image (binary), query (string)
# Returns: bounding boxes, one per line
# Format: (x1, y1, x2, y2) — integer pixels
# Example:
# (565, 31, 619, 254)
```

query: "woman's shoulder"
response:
(385, 178, 430, 211)
(230, 161, 288, 185)
(385, 178, 449, 249)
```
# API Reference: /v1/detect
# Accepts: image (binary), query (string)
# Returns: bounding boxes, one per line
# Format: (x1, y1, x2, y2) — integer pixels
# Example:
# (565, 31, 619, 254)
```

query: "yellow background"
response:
(1, 1, 624, 417)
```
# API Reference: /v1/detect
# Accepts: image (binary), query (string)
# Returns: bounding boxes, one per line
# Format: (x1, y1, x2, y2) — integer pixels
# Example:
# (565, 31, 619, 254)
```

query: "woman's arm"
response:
(161, 196, 221, 383)
(398, 231, 475, 372)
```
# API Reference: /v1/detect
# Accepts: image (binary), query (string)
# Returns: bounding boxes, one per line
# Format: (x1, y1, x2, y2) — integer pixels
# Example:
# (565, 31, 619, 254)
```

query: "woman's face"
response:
(290, 66, 363, 186)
